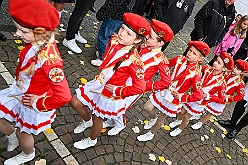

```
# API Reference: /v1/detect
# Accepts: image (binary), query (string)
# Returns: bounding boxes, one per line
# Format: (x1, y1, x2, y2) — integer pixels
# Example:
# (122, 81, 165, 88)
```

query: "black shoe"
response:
(89, 5, 96, 13)
(218, 120, 236, 129)
(0, 32, 7, 41)
(226, 128, 241, 139)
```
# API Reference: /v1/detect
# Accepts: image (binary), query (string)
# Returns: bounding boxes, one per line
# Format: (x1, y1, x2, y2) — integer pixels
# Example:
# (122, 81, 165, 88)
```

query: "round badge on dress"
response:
(136, 68, 145, 80)
(48, 68, 64, 83)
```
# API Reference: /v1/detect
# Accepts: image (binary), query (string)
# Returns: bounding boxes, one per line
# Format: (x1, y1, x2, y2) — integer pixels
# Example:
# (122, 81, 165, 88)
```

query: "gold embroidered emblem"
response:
(136, 68, 145, 80)
(33, 27, 46, 34)
(138, 28, 146, 35)
(48, 68, 64, 83)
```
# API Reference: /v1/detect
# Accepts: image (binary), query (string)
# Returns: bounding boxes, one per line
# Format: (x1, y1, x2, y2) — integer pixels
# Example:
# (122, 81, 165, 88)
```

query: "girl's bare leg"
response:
(0, 118, 15, 135)
(200, 112, 212, 124)
(150, 112, 166, 134)
(16, 128, 34, 154)
(70, 94, 91, 121)
(144, 100, 157, 118)
(90, 114, 103, 140)
(179, 112, 192, 130)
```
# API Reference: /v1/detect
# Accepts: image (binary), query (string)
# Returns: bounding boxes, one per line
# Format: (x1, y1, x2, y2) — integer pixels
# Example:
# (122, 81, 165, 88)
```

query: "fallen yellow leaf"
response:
(17, 46, 24, 51)
(79, 26, 83, 30)
(163, 125, 170, 131)
(143, 120, 149, 125)
(215, 147, 221, 153)
(80, 78, 87, 84)
(85, 13, 90, 17)
(101, 128, 107, 133)
(149, 153, 156, 161)
(209, 118, 215, 122)
(79, 60, 84, 65)
(85, 44, 91, 48)
(158, 156, 165, 162)
(45, 128, 54, 134)
(242, 148, 248, 153)
(35, 159, 46, 165)
(71, 3, 75, 6)
(179, 48, 183, 50)
(210, 129, 215, 133)
(14, 40, 22, 44)
(165, 159, 172, 165)
(226, 154, 232, 159)
(68, 51, 73, 55)
(132, 126, 140, 133)
(210, 115, 215, 119)
(138, 119, 143, 124)
(223, 131, 227, 135)
(94, 26, 97, 29)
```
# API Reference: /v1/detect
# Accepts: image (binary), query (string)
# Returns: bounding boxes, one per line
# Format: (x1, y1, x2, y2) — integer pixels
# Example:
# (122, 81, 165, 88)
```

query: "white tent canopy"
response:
(235, 0, 248, 16)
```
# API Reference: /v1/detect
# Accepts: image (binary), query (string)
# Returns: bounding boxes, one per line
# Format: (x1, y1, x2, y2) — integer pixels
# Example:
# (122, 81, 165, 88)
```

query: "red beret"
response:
(220, 52, 234, 70)
(150, 19, 174, 42)
(187, 41, 210, 57)
(235, 60, 248, 71)
(9, 0, 59, 31)
(123, 12, 151, 37)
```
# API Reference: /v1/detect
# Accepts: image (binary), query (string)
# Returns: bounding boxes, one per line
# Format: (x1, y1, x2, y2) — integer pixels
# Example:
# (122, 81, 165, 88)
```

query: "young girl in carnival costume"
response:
(1, 0, 71, 164)
(191, 55, 248, 130)
(102, 19, 174, 136)
(137, 41, 210, 141)
(70, 12, 151, 149)
(169, 52, 233, 136)
(209, 15, 248, 65)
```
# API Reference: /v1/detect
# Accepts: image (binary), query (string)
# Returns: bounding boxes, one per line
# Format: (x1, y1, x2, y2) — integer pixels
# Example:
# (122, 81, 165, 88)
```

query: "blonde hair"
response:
(26, 30, 54, 76)
(231, 15, 248, 39)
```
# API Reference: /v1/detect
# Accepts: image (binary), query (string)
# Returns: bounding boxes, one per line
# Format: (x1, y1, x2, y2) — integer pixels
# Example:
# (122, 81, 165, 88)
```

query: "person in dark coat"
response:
(154, 0, 196, 51)
(191, 0, 236, 48)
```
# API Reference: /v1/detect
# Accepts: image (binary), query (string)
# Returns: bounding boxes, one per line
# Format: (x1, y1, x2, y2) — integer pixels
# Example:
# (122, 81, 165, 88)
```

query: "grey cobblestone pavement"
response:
(0, 0, 248, 164)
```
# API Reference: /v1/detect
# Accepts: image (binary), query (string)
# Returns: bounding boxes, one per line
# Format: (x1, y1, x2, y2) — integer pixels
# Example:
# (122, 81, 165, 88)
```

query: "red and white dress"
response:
(150, 56, 203, 117)
(0, 37, 71, 135)
(76, 35, 146, 120)
(183, 66, 226, 116)
(125, 46, 171, 110)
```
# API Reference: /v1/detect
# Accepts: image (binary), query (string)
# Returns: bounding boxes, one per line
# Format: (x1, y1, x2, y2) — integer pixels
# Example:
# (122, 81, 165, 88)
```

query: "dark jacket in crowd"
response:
(190, 0, 236, 48)
(154, 0, 196, 34)
(96, 0, 135, 21)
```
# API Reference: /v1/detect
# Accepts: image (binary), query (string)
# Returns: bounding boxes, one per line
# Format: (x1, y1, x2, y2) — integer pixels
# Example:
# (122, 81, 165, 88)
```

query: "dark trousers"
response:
(65, 0, 96, 40)
(231, 100, 248, 129)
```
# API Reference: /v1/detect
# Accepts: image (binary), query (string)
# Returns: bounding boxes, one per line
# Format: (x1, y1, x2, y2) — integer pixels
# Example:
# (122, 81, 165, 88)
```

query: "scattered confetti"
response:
(165, 159, 172, 165)
(55, 31, 60, 35)
(79, 26, 83, 30)
(71, 4, 75, 7)
(179, 48, 183, 50)
(203, 135, 209, 140)
(159, 156, 165, 162)
(215, 147, 221, 153)
(80, 78, 87, 84)
(101, 128, 107, 133)
(221, 134, 225, 139)
(143, 120, 149, 125)
(60, 24, 64, 27)
(93, 21, 99, 25)
(85, 13, 90, 17)
(68, 51, 73, 55)
(163, 125, 171, 131)
(149, 153, 156, 161)
(200, 136, 205, 141)
(14, 40, 22, 44)
(45, 128, 54, 134)
(94, 26, 98, 29)
(223, 131, 227, 135)
(210, 115, 216, 120)
(226, 154, 232, 159)
(18, 46, 24, 50)
(35, 159, 46, 165)
(210, 129, 215, 133)
(55, 40, 59, 44)
(132, 126, 140, 133)
(242, 148, 248, 153)
(63, 10, 68, 13)
(85, 44, 91, 48)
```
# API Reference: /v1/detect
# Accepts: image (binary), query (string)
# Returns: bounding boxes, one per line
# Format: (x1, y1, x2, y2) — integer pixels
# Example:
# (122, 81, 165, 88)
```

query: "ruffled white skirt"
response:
(76, 81, 126, 120)
(0, 88, 56, 135)
(205, 102, 225, 116)
(182, 102, 205, 116)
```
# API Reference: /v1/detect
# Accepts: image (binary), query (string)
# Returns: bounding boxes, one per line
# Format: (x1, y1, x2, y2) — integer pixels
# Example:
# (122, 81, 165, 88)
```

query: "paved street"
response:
(0, 0, 248, 164)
